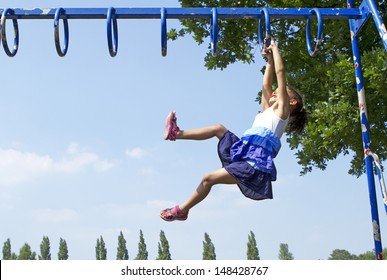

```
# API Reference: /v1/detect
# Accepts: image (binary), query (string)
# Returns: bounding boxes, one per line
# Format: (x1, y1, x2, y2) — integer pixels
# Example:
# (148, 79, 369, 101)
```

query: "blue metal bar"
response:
(349, 0, 371, 37)
(348, 0, 383, 261)
(367, 151, 387, 216)
(365, 0, 387, 51)
(0, 8, 363, 20)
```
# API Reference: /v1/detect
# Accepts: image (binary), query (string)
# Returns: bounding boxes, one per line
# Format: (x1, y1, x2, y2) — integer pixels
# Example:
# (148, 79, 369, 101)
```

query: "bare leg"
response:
(176, 124, 228, 140)
(179, 168, 238, 213)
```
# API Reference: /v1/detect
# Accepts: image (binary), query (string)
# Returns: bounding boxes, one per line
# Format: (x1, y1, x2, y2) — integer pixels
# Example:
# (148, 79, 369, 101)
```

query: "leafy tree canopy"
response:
(96, 236, 107, 260)
(116, 231, 129, 260)
(278, 243, 294, 260)
(39, 236, 51, 260)
(58, 238, 69, 260)
(202, 232, 216, 260)
(247, 230, 260, 260)
(157, 230, 172, 260)
(135, 230, 149, 260)
(18, 243, 36, 260)
(170, 0, 386, 176)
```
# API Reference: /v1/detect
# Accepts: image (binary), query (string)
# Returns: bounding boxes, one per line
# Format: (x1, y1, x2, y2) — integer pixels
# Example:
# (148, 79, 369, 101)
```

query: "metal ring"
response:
(54, 8, 69, 57)
(306, 8, 323, 57)
(161, 8, 167, 57)
(1, 8, 19, 57)
(258, 8, 271, 51)
(107, 7, 118, 57)
(210, 8, 218, 56)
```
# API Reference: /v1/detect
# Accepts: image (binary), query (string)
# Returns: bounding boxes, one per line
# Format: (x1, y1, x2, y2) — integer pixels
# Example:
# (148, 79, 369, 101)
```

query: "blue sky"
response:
(0, 0, 386, 260)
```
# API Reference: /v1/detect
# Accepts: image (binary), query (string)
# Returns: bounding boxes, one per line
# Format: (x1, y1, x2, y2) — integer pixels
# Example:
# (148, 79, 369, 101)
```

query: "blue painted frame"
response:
(0, 0, 386, 259)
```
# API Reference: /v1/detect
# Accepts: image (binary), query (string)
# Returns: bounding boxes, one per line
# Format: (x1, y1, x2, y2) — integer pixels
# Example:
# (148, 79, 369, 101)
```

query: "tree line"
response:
(2, 230, 386, 260)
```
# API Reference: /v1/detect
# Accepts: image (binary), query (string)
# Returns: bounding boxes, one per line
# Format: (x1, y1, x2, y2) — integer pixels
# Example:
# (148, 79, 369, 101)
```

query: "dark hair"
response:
(286, 85, 309, 134)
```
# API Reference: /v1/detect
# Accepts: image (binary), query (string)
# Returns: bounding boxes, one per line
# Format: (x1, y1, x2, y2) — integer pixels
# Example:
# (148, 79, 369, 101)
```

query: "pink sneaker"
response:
(160, 205, 188, 222)
(163, 111, 180, 141)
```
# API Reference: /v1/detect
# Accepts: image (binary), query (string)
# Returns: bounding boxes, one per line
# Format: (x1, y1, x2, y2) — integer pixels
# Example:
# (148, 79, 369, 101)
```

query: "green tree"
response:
(135, 230, 148, 260)
(116, 231, 129, 260)
(247, 231, 260, 260)
(18, 243, 37, 260)
(2, 238, 17, 260)
(171, 0, 387, 177)
(356, 250, 375, 260)
(39, 236, 51, 260)
(278, 243, 294, 260)
(2, 238, 12, 260)
(328, 249, 357, 260)
(202, 232, 216, 260)
(96, 236, 107, 260)
(156, 230, 171, 260)
(58, 238, 69, 260)
(354, 248, 387, 260)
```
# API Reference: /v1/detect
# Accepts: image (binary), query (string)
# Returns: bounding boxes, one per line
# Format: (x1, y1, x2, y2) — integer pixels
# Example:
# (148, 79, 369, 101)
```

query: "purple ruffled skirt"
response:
(218, 131, 275, 200)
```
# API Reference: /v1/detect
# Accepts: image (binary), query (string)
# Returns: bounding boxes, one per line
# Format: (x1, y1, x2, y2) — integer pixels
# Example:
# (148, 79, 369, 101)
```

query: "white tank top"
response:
(251, 107, 289, 138)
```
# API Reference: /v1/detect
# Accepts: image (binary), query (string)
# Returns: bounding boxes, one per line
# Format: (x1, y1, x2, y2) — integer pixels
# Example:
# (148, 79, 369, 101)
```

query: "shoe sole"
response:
(160, 208, 188, 222)
(163, 112, 175, 140)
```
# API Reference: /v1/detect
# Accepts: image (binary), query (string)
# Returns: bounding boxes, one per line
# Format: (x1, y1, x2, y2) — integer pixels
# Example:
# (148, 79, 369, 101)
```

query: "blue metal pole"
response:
(366, 0, 387, 51)
(348, 0, 383, 261)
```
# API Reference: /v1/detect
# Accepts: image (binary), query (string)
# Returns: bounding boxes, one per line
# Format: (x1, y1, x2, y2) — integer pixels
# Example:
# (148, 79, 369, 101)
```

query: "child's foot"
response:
(160, 205, 188, 222)
(164, 112, 180, 141)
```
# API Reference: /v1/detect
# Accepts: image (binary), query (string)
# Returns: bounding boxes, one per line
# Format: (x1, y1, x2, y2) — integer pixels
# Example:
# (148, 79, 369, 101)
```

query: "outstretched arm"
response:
(261, 45, 274, 111)
(264, 39, 290, 119)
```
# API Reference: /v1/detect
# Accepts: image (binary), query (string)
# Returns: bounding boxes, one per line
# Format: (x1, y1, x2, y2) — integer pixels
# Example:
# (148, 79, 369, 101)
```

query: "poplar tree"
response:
(2, 238, 12, 260)
(156, 230, 171, 260)
(58, 238, 69, 260)
(96, 236, 107, 260)
(278, 243, 294, 260)
(135, 230, 148, 260)
(202, 232, 216, 260)
(18, 243, 37, 260)
(116, 231, 129, 260)
(247, 231, 260, 260)
(39, 236, 51, 260)
(2, 238, 17, 260)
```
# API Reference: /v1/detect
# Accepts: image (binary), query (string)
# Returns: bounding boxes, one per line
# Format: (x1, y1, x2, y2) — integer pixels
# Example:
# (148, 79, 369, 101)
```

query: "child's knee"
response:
(201, 173, 215, 188)
(213, 124, 227, 138)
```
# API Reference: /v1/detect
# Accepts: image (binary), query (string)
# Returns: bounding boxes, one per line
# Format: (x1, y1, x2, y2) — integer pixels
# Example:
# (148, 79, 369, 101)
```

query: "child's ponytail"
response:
(286, 86, 309, 135)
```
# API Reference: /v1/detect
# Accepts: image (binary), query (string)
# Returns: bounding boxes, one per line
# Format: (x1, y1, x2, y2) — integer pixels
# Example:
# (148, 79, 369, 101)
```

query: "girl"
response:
(160, 38, 308, 222)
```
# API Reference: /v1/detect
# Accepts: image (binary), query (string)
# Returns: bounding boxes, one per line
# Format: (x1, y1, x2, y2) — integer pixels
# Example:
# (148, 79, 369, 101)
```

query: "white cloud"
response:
(55, 143, 115, 173)
(0, 149, 53, 185)
(33, 208, 79, 223)
(125, 147, 147, 159)
(0, 143, 115, 186)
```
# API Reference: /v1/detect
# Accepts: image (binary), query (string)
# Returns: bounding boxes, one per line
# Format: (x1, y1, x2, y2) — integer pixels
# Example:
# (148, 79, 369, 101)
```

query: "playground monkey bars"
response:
(0, 0, 386, 259)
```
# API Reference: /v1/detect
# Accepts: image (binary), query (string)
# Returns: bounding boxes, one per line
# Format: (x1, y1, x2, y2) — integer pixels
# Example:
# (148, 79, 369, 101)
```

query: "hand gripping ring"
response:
(54, 8, 69, 57)
(1, 8, 19, 57)
(210, 8, 218, 56)
(161, 8, 167, 57)
(258, 8, 271, 50)
(107, 7, 118, 57)
(306, 8, 323, 57)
